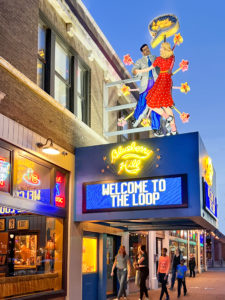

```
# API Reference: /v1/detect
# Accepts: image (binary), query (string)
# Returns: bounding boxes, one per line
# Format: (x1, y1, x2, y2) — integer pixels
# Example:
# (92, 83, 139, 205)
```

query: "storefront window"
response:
(82, 237, 97, 273)
(129, 233, 148, 278)
(14, 155, 51, 204)
(0, 211, 64, 298)
(0, 147, 11, 193)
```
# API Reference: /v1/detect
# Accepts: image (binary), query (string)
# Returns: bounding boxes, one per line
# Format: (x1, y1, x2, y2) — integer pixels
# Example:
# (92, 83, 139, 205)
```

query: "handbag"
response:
(135, 269, 140, 287)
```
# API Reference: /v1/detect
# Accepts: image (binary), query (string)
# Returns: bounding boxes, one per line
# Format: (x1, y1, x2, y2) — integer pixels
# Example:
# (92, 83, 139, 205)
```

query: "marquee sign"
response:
(83, 175, 187, 212)
(110, 142, 153, 175)
(203, 180, 217, 219)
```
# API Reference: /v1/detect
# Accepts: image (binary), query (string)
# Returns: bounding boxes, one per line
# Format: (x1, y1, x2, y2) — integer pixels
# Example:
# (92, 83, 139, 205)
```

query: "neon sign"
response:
(204, 181, 217, 219)
(0, 207, 22, 215)
(55, 174, 66, 208)
(0, 156, 10, 187)
(203, 156, 213, 186)
(23, 168, 41, 186)
(110, 142, 153, 175)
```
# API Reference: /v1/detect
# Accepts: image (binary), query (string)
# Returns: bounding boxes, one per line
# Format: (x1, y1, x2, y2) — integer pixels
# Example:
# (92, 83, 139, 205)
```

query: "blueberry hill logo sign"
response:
(110, 142, 153, 175)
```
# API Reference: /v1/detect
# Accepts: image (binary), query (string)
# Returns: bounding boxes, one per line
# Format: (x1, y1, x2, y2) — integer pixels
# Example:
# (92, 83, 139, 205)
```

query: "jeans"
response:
(158, 273, 169, 300)
(139, 267, 149, 300)
(177, 278, 187, 296)
(171, 268, 177, 288)
(190, 268, 195, 277)
(117, 269, 127, 298)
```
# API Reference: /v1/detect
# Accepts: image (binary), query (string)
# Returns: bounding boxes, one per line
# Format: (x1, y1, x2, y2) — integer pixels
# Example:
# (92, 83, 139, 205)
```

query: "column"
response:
(98, 234, 107, 300)
(121, 232, 130, 294)
(204, 231, 207, 271)
(197, 231, 201, 273)
(148, 231, 158, 289)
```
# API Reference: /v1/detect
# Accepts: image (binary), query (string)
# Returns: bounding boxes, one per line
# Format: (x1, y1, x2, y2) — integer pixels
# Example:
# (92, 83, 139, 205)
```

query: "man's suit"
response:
(132, 54, 160, 129)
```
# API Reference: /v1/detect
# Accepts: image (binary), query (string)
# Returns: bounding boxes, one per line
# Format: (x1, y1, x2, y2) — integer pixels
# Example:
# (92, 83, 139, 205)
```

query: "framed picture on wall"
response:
(0, 219, 5, 231)
(0, 255, 6, 265)
(17, 220, 29, 230)
(8, 218, 15, 230)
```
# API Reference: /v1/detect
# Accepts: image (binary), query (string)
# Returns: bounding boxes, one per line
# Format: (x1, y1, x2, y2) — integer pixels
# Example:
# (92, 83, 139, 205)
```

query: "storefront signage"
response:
(110, 142, 153, 175)
(203, 181, 217, 219)
(55, 174, 66, 208)
(83, 175, 187, 212)
(203, 156, 213, 186)
(16, 189, 50, 202)
(0, 157, 10, 187)
(23, 168, 41, 186)
(0, 207, 22, 215)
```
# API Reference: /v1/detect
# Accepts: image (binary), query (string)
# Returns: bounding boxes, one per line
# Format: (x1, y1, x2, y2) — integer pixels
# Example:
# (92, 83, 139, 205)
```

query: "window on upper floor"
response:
(37, 22, 47, 89)
(54, 41, 71, 107)
(37, 19, 90, 125)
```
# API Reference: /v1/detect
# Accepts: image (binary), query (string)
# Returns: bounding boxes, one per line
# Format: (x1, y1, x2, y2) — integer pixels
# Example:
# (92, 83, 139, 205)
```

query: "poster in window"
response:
(8, 218, 15, 230)
(0, 219, 5, 231)
(0, 147, 11, 193)
(14, 155, 51, 204)
(17, 220, 29, 230)
(0, 232, 8, 254)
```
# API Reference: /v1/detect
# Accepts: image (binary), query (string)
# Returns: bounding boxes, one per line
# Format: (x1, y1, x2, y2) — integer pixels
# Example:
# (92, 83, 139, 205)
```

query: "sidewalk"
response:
(110, 269, 225, 300)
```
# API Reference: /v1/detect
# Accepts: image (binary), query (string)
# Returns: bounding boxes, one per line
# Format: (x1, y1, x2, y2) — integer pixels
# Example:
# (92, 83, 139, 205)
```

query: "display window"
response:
(0, 209, 64, 299)
(82, 237, 97, 273)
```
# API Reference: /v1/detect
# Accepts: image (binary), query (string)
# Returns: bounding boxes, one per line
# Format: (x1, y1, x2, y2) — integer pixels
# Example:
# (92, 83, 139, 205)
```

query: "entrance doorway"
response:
(106, 235, 118, 297)
(82, 234, 99, 300)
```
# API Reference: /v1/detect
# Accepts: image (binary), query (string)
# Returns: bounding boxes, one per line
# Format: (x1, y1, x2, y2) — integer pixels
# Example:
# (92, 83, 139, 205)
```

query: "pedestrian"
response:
(111, 245, 131, 300)
(170, 248, 181, 290)
(189, 254, 196, 277)
(133, 245, 141, 287)
(157, 248, 170, 300)
(137, 245, 149, 300)
(177, 259, 188, 297)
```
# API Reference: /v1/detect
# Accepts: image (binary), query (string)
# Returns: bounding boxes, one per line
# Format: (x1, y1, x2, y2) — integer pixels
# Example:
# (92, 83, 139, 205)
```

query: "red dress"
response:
(146, 55, 175, 108)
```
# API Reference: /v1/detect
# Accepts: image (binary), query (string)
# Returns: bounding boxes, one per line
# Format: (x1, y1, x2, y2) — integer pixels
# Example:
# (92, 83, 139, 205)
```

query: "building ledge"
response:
(0, 57, 108, 152)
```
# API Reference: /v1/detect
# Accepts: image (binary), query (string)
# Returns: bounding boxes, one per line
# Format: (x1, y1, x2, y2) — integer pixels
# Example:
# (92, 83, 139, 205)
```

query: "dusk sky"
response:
(82, 0, 225, 232)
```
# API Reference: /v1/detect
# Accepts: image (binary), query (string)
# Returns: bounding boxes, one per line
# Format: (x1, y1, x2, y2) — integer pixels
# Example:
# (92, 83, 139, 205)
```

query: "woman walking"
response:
(170, 248, 181, 290)
(111, 245, 131, 300)
(138, 245, 149, 300)
(135, 42, 177, 135)
(157, 248, 170, 300)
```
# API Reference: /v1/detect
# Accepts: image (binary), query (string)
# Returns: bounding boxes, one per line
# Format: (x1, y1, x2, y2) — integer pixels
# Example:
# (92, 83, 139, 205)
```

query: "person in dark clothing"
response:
(189, 255, 196, 277)
(138, 245, 149, 300)
(177, 259, 188, 297)
(170, 248, 181, 290)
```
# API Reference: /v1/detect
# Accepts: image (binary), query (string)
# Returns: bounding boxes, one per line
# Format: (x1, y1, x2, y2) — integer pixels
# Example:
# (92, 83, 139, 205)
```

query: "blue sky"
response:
(82, 0, 225, 232)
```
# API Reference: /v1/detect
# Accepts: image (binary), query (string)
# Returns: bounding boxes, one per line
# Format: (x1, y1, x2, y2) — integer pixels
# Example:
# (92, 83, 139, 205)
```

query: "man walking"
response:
(189, 255, 196, 277)
(132, 44, 162, 137)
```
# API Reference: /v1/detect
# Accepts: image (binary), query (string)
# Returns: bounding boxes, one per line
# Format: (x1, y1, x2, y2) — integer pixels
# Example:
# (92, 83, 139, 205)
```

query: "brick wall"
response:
(0, 0, 39, 82)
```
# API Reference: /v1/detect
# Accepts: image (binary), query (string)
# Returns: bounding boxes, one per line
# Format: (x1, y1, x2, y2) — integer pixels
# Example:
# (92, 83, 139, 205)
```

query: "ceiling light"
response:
(36, 138, 60, 155)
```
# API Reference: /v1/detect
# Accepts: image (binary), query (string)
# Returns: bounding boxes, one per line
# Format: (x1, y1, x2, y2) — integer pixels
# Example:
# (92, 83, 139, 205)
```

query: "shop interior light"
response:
(36, 138, 60, 155)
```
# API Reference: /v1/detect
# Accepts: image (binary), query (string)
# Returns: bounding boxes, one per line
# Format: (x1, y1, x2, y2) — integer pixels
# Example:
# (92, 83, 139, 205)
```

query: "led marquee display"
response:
(83, 175, 187, 212)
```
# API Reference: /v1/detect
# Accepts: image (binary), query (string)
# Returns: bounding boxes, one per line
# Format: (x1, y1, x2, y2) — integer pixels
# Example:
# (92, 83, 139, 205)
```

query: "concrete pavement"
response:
(111, 269, 225, 300)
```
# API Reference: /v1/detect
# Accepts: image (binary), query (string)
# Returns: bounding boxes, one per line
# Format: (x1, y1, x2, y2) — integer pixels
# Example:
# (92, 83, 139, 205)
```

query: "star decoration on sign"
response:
(157, 155, 161, 160)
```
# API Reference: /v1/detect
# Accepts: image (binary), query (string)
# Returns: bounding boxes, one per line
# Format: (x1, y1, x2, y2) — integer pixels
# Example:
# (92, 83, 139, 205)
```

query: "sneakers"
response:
(165, 115, 173, 128)
(166, 131, 178, 136)
(153, 129, 164, 137)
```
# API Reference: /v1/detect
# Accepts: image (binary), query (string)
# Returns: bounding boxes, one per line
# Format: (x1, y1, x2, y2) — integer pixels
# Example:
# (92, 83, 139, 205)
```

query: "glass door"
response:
(106, 236, 116, 297)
